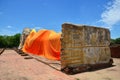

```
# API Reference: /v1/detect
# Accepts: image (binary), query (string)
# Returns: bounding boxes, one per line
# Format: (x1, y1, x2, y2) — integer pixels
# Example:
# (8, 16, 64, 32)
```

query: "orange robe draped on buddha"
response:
(22, 29, 61, 60)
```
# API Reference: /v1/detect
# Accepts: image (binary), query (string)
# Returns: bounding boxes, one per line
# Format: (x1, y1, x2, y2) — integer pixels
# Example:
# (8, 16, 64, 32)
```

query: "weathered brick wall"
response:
(61, 23, 111, 69)
(110, 45, 120, 58)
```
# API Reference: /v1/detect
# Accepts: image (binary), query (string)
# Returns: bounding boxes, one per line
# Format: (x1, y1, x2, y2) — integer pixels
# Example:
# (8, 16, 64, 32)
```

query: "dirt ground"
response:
(70, 58, 120, 80)
(0, 49, 120, 80)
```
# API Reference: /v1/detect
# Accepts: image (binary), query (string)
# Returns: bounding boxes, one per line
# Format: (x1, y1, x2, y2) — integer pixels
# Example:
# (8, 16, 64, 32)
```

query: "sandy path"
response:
(0, 50, 74, 80)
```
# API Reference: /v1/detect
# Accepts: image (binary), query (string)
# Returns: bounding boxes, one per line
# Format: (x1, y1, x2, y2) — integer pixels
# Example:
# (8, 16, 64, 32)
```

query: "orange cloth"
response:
(22, 29, 61, 60)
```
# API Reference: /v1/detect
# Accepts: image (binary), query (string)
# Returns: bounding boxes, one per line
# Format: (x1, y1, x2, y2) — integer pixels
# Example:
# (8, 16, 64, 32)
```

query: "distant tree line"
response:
(0, 33, 119, 48)
(0, 33, 21, 48)
(110, 37, 120, 45)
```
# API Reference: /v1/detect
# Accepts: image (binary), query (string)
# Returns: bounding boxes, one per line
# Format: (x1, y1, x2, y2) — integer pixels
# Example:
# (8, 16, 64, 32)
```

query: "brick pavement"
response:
(0, 50, 74, 80)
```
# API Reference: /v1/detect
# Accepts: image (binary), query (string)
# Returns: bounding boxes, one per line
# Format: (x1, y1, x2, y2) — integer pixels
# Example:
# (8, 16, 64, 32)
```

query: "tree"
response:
(0, 33, 21, 48)
(110, 39, 116, 45)
(110, 37, 120, 45)
(13, 33, 21, 47)
(115, 38, 120, 44)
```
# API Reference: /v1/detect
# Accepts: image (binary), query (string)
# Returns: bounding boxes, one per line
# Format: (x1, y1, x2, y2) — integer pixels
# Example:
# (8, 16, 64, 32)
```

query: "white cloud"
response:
(0, 26, 20, 36)
(33, 26, 45, 31)
(31, 24, 45, 30)
(34, 26, 44, 29)
(99, 0, 120, 29)
(7, 25, 12, 29)
(0, 29, 15, 35)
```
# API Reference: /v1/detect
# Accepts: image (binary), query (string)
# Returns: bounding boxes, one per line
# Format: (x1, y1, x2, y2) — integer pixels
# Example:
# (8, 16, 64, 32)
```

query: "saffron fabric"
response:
(22, 29, 61, 60)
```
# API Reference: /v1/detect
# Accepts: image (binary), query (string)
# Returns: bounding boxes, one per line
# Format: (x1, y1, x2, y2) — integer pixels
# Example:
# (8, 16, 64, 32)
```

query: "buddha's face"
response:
(18, 28, 31, 49)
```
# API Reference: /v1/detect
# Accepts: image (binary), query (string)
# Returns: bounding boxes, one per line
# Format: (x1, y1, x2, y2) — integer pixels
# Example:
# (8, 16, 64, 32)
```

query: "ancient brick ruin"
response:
(61, 23, 113, 74)
(17, 23, 113, 74)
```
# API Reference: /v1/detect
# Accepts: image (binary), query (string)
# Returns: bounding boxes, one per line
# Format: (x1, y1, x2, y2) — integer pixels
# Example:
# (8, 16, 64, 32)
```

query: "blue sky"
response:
(0, 0, 120, 39)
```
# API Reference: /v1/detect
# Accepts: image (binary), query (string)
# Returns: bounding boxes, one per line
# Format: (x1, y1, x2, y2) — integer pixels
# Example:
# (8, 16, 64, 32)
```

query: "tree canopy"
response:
(110, 37, 120, 45)
(0, 33, 21, 48)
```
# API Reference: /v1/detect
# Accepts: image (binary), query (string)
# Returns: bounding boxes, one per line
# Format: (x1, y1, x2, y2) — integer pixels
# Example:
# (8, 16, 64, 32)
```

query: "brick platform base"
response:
(61, 59, 113, 74)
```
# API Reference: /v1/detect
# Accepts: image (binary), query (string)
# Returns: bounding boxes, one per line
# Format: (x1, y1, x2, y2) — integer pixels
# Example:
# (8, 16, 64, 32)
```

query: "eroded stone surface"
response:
(18, 28, 31, 49)
(61, 23, 112, 71)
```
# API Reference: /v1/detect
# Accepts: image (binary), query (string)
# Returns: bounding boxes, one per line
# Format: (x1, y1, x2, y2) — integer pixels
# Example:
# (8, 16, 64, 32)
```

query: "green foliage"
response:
(115, 38, 120, 44)
(110, 39, 116, 45)
(0, 36, 6, 47)
(110, 37, 120, 45)
(0, 33, 21, 48)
